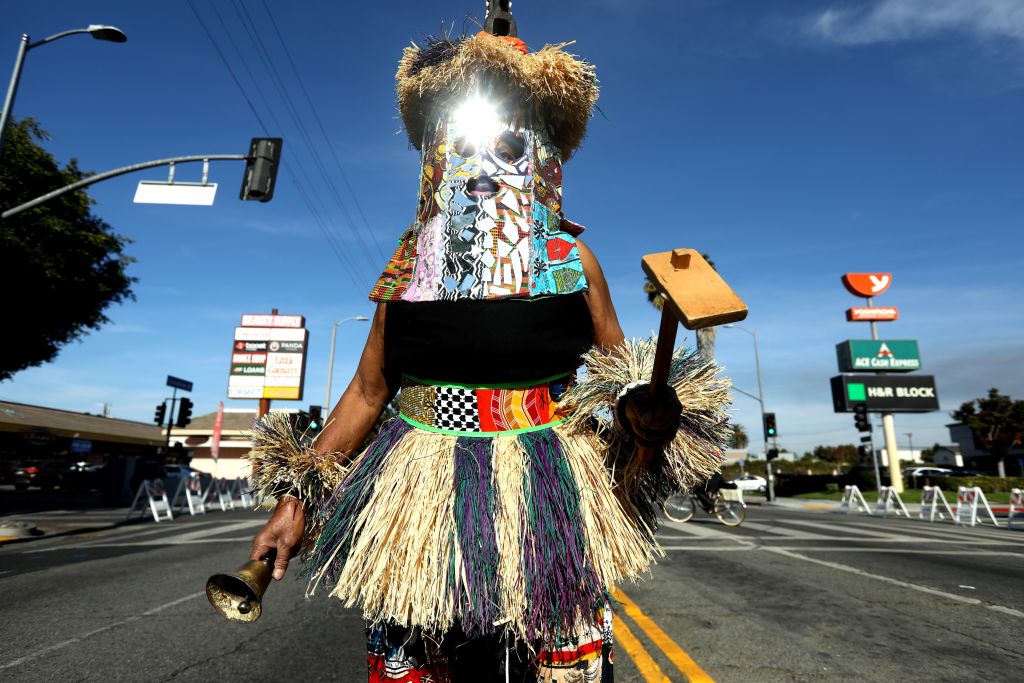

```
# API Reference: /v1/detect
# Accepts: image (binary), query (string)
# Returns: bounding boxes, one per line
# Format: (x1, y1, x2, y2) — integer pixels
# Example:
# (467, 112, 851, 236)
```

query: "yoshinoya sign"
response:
(836, 340, 921, 373)
(842, 273, 892, 298)
(227, 313, 308, 400)
(847, 307, 899, 322)
(831, 374, 939, 413)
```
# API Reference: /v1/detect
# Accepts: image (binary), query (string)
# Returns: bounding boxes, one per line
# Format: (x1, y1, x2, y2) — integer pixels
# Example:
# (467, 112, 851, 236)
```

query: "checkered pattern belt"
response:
(397, 374, 572, 436)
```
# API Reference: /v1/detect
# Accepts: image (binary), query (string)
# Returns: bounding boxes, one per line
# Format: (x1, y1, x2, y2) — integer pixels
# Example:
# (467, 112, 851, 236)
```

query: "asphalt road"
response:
(1, 501, 1021, 682)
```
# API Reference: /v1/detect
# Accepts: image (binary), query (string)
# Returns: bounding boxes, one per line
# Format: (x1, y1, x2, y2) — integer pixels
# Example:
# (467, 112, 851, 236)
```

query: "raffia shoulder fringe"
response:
(244, 338, 731, 644)
(397, 32, 598, 159)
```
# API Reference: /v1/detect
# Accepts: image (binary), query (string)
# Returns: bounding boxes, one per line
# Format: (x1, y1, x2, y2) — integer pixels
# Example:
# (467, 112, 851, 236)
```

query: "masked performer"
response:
(247, 19, 731, 683)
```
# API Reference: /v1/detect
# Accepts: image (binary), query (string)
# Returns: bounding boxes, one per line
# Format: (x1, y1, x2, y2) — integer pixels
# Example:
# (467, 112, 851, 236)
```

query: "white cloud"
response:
(808, 0, 1024, 46)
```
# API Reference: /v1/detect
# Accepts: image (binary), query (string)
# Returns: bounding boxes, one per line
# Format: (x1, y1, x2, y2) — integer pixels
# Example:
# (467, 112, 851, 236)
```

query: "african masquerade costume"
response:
(248, 29, 731, 683)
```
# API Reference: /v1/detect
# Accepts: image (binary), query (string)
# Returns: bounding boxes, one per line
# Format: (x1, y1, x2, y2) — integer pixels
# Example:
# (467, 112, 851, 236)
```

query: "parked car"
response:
(903, 467, 953, 478)
(731, 474, 768, 493)
(0, 460, 20, 484)
(159, 464, 209, 496)
(60, 462, 105, 494)
(11, 461, 63, 491)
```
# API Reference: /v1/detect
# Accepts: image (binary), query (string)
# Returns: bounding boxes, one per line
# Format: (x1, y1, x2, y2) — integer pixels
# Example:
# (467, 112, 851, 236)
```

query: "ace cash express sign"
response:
(227, 314, 308, 400)
(836, 340, 921, 372)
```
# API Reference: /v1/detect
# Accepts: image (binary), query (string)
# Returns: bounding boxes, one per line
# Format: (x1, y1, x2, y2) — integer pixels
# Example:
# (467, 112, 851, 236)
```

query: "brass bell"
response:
(206, 551, 275, 622)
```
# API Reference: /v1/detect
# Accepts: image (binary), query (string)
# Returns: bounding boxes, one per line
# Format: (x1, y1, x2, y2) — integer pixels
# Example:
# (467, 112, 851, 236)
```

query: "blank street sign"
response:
(134, 181, 218, 206)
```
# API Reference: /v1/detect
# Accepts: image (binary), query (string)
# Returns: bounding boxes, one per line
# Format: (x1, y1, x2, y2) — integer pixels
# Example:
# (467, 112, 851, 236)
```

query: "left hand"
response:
(617, 383, 683, 450)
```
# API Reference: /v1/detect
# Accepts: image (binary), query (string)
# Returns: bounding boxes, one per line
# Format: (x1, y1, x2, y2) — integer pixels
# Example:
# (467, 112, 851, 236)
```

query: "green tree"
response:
(0, 118, 135, 381)
(952, 388, 1024, 479)
(811, 444, 859, 464)
(729, 422, 749, 449)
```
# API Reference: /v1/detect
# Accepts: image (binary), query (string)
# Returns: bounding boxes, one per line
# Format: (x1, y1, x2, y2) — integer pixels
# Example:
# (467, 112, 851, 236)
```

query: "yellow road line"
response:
(802, 504, 834, 510)
(613, 610, 672, 682)
(615, 588, 716, 683)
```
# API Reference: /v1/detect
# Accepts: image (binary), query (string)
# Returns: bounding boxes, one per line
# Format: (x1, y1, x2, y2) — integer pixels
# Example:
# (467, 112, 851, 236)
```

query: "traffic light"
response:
(239, 137, 283, 202)
(853, 404, 870, 432)
(858, 444, 872, 460)
(308, 405, 323, 434)
(766, 448, 780, 461)
(763, 412, 777, 439)
(176, 398, 193, 428)
(154, 403, 166, 426)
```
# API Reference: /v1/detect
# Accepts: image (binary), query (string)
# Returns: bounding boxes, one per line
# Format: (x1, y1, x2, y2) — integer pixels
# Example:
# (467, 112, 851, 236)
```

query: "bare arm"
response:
(577, 238, 625, 349)
(314, 303, 397, 463)
(251, 302, 396, 578)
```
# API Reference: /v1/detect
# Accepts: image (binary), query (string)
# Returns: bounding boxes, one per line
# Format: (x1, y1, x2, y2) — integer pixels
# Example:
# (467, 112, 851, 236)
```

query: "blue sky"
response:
(2, 0, 1022, 456)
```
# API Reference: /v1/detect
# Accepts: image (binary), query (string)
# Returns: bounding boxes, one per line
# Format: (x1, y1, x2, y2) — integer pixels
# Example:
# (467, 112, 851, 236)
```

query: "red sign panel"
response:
(240, 314, 305, 328)
(211, 402, 224, 462)
(847, 307, 899, 322)
(842, 273, 892, 297)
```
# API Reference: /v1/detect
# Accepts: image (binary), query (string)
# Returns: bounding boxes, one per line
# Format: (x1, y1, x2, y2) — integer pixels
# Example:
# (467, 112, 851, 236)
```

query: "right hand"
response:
(250, 497, 305, 581)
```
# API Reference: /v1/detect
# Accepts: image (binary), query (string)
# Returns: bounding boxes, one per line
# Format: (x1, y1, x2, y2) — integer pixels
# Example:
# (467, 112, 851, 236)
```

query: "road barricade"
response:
(919, 486, 953, 522)
(231, 477, 254, 508)
(836, 485, 872, 515)
(1009, 488, 1023, 530)
(955, 486, 999, 528)
(170, 474, 206, 516)
(202, 478, 235, 512)
(126, 479, 173, 523)
(876, 486, 909, 517)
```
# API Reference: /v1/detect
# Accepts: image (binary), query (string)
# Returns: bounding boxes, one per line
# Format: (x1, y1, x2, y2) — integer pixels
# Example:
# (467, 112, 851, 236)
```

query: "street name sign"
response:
(227, 313, 308, 400)
(836, 340, 921, 372)
(842, 273, 892, 297)
(847, 307, 899, 322)
(166, 375, 193, 392)
(831, 374, 939, 413)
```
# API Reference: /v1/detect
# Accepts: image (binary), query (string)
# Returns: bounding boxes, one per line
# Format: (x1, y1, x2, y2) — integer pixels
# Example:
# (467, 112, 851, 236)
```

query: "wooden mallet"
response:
(633, 249, 748, 458)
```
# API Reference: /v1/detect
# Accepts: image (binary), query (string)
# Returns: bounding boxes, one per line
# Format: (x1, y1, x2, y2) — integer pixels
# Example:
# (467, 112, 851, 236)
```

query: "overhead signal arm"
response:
(2, 138, 282, 220)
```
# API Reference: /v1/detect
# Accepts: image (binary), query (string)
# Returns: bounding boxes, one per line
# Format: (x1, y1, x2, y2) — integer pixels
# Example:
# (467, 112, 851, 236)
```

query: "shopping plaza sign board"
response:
(830, 374, 939, 413)
(227, 313, 308, 400)
(836, 340, 921, 373)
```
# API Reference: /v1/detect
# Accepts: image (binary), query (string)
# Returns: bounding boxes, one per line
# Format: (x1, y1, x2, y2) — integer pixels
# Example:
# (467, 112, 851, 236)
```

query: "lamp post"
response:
(0, 24, 127, 159)
(324, 315, 370, 412)
(723, 323, 774, 501)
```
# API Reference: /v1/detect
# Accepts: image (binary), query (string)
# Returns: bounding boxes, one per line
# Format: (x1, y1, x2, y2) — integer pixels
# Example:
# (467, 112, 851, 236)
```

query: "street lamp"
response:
(0, 24, 127, 158)
(722, 323, 774, 501)
(324, 315, 370, 412)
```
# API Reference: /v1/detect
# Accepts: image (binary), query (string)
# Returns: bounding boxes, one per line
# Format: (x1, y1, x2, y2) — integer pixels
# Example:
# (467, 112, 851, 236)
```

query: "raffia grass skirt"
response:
(305, 413, 653, 644)
(248, 340, 731, 645)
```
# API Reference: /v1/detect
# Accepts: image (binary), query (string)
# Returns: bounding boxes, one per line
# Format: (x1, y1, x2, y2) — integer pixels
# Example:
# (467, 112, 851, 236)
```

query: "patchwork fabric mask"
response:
(370, 32, 599, 303)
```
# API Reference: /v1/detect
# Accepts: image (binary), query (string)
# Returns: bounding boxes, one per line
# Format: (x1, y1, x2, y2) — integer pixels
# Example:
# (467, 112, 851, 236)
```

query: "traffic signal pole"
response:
(165, 387, 178, 453)
(870, 299, 903, 493)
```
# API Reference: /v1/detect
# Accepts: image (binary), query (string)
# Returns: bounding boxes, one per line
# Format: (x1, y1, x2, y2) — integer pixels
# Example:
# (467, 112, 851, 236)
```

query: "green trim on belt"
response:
(399, 413, 565, 437)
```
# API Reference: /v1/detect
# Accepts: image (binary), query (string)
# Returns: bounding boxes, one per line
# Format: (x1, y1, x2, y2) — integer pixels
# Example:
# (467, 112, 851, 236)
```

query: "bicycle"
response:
(663, 488, 747, 527)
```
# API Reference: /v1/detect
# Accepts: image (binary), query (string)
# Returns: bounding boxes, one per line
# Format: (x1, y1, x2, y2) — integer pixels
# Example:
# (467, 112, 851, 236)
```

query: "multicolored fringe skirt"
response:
(306, 375, 653, 644)
(248, 339, 732, 648)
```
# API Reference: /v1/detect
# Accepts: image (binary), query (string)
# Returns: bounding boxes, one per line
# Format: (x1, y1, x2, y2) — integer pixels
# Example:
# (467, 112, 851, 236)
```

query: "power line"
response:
(260, 0, 389, 262)
(185, 0, 367, 293)
(230, 0, 382, 273)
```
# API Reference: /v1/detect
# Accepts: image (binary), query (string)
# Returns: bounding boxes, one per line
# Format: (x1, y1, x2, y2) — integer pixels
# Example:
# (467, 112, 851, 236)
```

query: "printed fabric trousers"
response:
(366, 606, 614, 683)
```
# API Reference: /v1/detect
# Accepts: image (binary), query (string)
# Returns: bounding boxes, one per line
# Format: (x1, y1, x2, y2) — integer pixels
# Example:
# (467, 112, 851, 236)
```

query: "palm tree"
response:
(643, 252, 717, 361)
(730, 423, 749, 449)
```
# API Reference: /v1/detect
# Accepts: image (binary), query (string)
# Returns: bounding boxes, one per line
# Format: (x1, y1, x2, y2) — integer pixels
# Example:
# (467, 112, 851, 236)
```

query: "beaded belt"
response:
(398, 374, 572, 436)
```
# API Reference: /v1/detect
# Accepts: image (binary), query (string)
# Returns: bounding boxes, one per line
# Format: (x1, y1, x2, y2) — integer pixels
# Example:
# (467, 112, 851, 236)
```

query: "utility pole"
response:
(870, 296, 903, 493)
